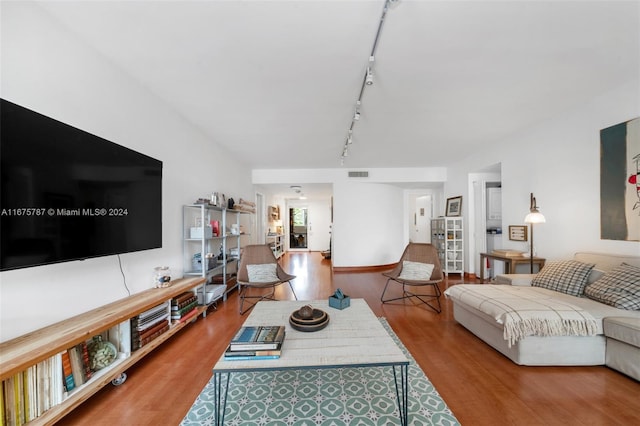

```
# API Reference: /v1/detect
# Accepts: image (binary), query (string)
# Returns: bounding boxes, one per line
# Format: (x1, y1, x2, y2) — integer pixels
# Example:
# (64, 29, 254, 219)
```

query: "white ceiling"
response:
(36, 0, 639, 174)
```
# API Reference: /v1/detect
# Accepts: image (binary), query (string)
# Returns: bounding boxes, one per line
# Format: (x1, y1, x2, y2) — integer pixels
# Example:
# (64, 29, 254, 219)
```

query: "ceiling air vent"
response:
(348, 171, 369, 178)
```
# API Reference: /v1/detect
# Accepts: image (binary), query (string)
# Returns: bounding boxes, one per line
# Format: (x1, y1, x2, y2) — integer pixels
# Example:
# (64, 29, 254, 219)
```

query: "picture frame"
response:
(445, 196, 462, 216)
(509, 225, 528, 242)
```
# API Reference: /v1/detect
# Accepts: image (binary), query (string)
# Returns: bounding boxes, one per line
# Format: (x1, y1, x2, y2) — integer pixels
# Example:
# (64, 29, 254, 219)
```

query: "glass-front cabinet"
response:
(431, 217, 464, 275)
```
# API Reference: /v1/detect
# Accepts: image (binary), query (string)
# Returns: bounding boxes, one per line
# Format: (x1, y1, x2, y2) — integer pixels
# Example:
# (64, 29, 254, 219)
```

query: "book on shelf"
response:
(170, 299, 198, 319)
(172, 291, 196, 308)
(0, 353, 65, 425)
(178, 307, 199, 323)
(68, 345, 85, 387)
(132, 318, 170, 351)
(140, 322, 170, 347)
(172, 296, 197, 310)
(223, 346, 281, 361)
(36, 358, 49, 416)
(61, 350, 75, 392)
(79, 341, 92, 381)
(229, 325, 285, 351)
(130, 302, 170, 351)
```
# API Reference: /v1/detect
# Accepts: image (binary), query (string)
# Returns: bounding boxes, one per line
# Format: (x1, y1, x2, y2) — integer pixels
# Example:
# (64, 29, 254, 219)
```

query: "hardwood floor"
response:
(60, 252, 640, 426)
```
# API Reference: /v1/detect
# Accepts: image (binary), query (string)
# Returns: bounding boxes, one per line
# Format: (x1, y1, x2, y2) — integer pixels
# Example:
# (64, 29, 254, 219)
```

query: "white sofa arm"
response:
(495, 274, 537, 286)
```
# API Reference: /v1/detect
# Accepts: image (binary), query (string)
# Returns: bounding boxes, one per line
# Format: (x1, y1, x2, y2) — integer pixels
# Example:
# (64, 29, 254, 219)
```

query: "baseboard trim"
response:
(333, 265, 476, 277)
(333, 263, 396, 273)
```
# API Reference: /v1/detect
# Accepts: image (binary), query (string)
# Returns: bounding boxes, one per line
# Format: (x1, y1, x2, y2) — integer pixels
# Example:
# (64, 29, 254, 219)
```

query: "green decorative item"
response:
(88, 335, 117, 371)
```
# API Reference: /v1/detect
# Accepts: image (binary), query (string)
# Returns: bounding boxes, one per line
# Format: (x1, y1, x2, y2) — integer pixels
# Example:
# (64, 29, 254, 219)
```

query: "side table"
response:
(480, 252, 545, 281)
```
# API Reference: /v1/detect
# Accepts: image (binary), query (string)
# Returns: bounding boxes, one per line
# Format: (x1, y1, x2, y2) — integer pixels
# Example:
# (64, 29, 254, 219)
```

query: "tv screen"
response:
(1, 99, 162, 271)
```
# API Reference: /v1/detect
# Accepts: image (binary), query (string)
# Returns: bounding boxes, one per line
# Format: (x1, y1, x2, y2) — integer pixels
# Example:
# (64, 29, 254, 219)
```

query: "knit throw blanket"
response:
(444, 285, 598, 347)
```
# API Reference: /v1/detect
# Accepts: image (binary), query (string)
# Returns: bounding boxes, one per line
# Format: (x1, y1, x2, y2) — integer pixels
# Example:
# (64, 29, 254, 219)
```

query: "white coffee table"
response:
(212, 299, 410, 425)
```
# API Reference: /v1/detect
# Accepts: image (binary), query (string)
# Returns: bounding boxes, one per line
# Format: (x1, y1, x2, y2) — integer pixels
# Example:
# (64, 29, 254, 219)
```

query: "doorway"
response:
(289, 207, 308, 249)
(409, 194, 433, 243)
(469, 165, 502, 279)
(255, 192, 265, 244)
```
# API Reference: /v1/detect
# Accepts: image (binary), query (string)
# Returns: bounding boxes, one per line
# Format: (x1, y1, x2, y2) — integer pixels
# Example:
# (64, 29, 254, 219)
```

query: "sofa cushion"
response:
(603, 317, 640, 347)
(247, 263, 279, 282)
(584, 263, 640, 310)
(531, 260, 595, 296)
(398, 261, 434, 280)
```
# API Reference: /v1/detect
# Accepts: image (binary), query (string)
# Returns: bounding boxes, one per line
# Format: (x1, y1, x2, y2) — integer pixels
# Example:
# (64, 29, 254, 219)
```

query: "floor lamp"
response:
(524, 193, 546, 273)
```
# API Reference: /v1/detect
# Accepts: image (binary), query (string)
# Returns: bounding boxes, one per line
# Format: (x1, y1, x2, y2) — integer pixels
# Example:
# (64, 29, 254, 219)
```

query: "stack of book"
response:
(224, 325, 285, 361)
(130, 302, 170, 351)
(65, 341, 92, 389)
(2, 356, 65, 425)
(171, 292, 198, 322)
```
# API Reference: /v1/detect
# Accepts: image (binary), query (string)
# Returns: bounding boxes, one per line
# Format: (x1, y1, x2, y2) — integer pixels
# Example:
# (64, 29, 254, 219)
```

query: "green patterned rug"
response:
(181, 318, 459, 425)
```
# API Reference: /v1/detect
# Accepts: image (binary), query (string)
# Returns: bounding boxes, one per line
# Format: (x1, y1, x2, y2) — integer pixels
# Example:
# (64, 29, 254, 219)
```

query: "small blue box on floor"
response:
(328, 288, 350, 310)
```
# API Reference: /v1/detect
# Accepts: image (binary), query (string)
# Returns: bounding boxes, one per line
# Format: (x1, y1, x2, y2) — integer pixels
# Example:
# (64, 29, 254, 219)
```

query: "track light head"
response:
(365, 67, 374, 85)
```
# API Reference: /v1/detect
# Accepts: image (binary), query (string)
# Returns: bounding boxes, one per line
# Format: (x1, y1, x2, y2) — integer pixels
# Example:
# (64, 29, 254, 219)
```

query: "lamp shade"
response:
(524, 211, 546, 224)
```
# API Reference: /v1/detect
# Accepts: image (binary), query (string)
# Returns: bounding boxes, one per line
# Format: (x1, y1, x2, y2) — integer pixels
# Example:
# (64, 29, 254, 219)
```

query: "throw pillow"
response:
(531, 260, 595, 296)
(584, 263, 640, 310)
(398, 261, 435, 281)
(587, 268, 606, 285)
(247, 263, 279, 283)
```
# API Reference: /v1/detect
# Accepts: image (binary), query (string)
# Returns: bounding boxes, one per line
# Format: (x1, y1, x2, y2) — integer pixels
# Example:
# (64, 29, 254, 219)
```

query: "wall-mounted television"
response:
(1, 99, 163, 271)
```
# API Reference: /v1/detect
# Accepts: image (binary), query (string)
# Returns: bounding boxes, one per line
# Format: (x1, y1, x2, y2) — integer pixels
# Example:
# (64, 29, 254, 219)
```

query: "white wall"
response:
(0, 2, 253, 341)
(447, 79, 640, 271)
(253, 168, 447, 267)
(333, 181, 406, 267)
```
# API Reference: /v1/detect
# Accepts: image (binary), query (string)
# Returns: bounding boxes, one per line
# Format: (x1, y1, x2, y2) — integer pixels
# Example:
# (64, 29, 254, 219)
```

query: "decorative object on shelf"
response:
(87, 335, 117, 371)
(508, 225, 528, 242)
(328, 288, 350, 310)
(524, 192, 546, 273)
(269, 205, 280, 220)
(211, 220, 220, 237)
(153, 266, 171, 288)
(445, 196, 462, 216)
(234, 198, 257, 213)
(227, 197, 235, 209)
(289, 305, 330, 332)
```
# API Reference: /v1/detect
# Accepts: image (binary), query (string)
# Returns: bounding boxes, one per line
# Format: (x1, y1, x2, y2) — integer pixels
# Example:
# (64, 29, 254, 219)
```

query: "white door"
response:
(255, 192, 265, 244)
(409, 194, 432, 243)
(472, 180, 487, 276)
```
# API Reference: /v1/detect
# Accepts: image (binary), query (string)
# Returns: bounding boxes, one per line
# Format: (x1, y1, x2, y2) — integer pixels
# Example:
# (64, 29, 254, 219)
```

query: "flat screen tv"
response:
(1, 99, 162, 271)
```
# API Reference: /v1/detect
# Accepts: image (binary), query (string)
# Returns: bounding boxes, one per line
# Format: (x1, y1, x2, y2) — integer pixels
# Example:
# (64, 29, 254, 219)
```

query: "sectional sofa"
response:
(444, 252, 640, 380)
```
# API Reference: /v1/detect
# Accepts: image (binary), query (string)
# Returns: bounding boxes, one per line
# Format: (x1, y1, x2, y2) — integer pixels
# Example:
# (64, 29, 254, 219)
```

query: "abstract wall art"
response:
(600, 117, 640, 241)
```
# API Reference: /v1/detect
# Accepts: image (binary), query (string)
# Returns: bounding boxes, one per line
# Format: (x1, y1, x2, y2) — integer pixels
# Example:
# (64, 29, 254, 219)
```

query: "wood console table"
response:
(480, 252, 545, 281)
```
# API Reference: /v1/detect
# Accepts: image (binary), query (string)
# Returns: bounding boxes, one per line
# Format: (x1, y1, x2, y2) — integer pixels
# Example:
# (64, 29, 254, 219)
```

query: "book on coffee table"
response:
(223, 347, 281, 361)
(228, 325, 285, 351)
